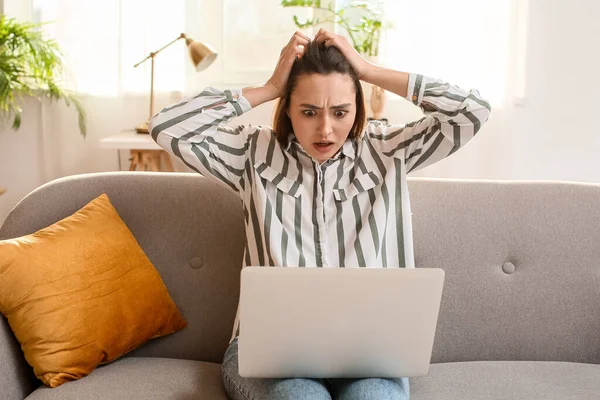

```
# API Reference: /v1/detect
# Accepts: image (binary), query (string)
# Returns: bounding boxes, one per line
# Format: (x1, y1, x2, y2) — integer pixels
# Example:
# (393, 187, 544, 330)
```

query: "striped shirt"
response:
(148, 73, 491, 341)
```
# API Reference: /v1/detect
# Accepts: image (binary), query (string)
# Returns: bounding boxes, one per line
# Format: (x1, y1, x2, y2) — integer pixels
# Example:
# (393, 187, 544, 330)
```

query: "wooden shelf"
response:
(128, 150, 173, 172)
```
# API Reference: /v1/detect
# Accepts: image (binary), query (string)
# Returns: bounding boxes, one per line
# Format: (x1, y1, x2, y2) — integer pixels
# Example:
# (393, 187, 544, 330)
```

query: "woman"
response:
(149, 28, 491, 400)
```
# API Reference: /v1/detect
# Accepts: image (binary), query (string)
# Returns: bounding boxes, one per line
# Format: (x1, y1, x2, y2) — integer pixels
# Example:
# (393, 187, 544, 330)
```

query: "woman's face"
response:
(287, 73, 357, 164)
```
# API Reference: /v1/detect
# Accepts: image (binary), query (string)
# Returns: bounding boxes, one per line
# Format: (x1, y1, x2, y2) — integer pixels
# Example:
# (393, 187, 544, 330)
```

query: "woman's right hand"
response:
(266, 31, 311, 98)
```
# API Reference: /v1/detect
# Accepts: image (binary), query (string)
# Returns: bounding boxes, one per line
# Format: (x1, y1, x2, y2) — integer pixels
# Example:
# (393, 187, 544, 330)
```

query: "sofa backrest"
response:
(408, 178, 600, 364)
(1, 173, 599, 366)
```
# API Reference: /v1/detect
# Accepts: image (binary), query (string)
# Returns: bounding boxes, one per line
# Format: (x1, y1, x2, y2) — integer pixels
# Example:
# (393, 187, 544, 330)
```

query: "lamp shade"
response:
(185, 37, 217, 72)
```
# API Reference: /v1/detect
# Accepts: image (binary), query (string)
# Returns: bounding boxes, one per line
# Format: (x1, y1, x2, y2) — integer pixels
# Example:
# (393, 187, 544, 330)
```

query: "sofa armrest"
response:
(0, 316, 38, 399)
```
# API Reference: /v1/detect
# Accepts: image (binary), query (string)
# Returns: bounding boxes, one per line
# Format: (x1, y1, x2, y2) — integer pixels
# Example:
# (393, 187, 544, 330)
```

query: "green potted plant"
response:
(281, 0, 389, 120)
(0, 15, 86, 136)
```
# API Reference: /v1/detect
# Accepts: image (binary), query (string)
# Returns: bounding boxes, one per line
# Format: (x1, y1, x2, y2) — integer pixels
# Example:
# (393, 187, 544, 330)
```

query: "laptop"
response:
(238, 266, 445, 379)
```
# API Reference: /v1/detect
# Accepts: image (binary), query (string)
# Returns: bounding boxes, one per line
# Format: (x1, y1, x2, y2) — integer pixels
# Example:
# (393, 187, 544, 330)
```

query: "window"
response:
(29, 0, 310, 97)
(25, 0, 520, 106)
(382, 0, 521, 107)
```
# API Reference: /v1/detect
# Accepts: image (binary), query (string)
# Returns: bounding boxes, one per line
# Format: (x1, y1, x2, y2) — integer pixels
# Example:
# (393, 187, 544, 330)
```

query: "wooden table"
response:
(99, 130, 174, 172)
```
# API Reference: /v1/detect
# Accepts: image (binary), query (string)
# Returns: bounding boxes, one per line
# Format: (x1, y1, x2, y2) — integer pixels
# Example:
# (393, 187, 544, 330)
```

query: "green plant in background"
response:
(281, 0, 386, 57)
(0, 15, 86, 136)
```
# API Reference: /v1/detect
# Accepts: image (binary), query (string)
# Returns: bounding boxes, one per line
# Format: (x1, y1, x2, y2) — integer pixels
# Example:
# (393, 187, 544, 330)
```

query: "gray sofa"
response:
(1, 171, 599, 400)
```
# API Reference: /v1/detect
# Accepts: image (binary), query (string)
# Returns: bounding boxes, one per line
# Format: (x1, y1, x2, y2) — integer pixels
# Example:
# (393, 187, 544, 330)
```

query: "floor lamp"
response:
(134, 33, 217, 134)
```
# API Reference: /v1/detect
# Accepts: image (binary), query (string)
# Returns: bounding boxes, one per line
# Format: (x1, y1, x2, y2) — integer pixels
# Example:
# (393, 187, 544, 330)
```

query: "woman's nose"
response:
(318, 116, 332, 137)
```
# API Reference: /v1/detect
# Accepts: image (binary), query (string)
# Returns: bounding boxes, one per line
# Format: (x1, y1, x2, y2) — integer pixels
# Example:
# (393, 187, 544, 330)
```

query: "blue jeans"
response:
(221, 337, 410, 400)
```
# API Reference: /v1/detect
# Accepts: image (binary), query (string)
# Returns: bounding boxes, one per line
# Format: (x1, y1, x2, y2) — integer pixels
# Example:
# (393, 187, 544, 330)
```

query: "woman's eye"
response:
(301, 110, 347, 117)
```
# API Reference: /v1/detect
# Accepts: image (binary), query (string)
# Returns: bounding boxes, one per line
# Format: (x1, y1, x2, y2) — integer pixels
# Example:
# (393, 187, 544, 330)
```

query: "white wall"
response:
(511, 0, 600, 182)
(1, 0, 600, 225)
(0, 100, 45, 225)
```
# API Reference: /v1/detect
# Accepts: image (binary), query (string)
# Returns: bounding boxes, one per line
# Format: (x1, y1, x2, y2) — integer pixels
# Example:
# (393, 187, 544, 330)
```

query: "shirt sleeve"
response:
(367, 73, 492, 174)
(147, 87, 253, 193)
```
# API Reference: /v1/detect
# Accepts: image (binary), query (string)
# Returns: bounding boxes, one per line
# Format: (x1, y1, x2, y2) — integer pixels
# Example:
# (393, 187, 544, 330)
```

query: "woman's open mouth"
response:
(314, 141, 334, 153)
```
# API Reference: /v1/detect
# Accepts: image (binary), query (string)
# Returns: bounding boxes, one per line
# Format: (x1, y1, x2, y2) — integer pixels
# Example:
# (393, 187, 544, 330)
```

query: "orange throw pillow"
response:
(0, 194, 187, 388)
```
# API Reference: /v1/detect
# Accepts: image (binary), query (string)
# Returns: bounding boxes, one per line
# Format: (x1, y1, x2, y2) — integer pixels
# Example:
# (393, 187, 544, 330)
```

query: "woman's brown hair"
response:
(272, 41, 367, 147)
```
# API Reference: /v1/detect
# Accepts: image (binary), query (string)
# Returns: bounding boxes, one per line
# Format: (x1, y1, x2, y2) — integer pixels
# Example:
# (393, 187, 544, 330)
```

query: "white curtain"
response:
(33, 0, 190, 97)
(382, 0, 525, 109)
(31, 0, 311, 98)
(378, 0, 528, 180)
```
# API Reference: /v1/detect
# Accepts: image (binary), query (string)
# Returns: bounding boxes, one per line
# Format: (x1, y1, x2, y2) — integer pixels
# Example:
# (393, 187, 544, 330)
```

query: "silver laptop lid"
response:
(238, 267, 444, 378)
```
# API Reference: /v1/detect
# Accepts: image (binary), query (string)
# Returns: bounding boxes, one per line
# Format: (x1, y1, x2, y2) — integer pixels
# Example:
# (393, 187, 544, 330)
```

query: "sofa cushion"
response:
(0, 194, 187, 388)
(25, 357, 228, 400)
(411, 361, 600, 400)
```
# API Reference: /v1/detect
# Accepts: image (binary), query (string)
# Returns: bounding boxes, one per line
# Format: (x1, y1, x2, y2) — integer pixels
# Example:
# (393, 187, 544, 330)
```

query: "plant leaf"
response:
(0, 15, 86, 136)
(11, 110, 21, 130)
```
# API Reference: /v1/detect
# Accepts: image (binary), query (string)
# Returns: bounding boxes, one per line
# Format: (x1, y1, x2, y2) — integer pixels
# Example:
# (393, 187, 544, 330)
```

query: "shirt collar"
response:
(285, 133, 356, 161)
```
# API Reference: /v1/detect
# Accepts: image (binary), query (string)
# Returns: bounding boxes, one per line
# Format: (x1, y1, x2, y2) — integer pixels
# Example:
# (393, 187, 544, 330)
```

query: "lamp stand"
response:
(134, 34, 187, 134)
(135, 54, 155, 134)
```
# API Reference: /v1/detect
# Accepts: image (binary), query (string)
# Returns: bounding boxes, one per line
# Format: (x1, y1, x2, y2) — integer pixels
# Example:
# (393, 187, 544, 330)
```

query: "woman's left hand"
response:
(313, 28, 372, 80)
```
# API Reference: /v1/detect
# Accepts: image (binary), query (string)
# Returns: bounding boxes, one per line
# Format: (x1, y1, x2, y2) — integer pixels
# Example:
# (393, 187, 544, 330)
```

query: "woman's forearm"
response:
(242, 83, 281, 108)
(362, 65, 410, 98)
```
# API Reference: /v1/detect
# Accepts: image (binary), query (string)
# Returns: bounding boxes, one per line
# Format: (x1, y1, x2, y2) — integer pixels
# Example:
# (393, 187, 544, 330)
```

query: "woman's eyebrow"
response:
(299, 103, 352, 110)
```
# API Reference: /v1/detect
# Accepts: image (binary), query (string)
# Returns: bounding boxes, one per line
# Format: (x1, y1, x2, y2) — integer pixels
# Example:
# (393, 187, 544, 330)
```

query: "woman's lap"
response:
(327, 377, 409, 400)
(222, 338, 409, 400)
